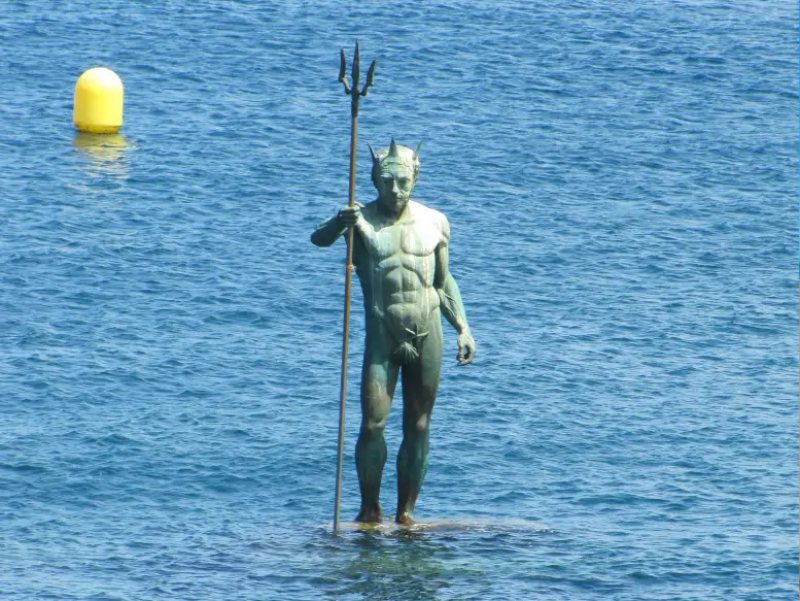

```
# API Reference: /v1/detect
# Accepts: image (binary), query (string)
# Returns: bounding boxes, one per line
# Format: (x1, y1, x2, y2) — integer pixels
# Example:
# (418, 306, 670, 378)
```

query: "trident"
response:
(334, 42, 376, 534)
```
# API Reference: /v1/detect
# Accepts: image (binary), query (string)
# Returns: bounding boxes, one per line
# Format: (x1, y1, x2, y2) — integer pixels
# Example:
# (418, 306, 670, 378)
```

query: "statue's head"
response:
(369, 139, 421, 215)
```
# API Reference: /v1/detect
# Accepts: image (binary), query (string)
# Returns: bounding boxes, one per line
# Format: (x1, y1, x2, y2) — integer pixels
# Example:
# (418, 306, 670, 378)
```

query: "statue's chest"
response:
(360, 220, 441, 260)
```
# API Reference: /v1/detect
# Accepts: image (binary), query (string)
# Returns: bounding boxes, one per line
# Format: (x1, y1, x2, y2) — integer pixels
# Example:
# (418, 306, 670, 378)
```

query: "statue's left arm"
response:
(434, 217, 476, 366)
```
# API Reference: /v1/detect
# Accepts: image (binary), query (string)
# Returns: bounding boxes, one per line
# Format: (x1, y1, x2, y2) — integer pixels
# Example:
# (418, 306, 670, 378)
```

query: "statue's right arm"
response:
(310, 205, 362, 247)
(310, 214, 346, 247)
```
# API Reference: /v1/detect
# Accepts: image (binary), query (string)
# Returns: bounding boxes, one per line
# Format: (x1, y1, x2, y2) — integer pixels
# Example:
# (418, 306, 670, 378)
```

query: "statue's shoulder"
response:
(409, 200, 449, 240)
(409, 200, 448, 225)
(358, 200, 379, 222)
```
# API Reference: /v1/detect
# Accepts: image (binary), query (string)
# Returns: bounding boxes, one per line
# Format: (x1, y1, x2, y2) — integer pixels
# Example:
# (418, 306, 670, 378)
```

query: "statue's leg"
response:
(355, 334, 399, 523)
(396, 317, 443, 524)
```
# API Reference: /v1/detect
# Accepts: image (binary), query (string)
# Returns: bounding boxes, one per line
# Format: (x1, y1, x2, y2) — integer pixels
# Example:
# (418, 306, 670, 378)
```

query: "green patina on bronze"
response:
(312, 140, 476, 526)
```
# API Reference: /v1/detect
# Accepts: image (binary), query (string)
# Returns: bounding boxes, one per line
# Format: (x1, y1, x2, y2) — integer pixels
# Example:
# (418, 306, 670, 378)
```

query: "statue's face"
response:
(375, 157, 416, 215)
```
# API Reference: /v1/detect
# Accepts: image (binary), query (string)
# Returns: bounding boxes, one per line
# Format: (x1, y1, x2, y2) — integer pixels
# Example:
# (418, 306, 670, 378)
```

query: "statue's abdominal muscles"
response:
(357, 202, 443, 343)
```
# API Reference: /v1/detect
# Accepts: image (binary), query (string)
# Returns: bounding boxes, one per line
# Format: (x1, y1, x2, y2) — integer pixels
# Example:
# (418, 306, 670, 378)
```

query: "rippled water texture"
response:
(1, 1, 797, 599)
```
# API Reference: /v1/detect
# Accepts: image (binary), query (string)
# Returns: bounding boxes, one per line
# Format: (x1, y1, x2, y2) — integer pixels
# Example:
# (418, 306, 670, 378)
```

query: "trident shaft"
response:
(334, 42, 376, 534)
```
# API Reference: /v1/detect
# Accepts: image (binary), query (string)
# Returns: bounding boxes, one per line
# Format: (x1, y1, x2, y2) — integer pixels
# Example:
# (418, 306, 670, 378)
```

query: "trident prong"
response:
(352, 41, 361, 91)
(339, 48, 351, 95)
(361, 59, 377, 97)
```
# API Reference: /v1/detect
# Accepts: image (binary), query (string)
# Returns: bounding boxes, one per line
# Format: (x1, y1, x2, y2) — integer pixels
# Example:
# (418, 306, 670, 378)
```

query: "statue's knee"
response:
(413, 414, 430, 436)
(361, 415, 387, 438)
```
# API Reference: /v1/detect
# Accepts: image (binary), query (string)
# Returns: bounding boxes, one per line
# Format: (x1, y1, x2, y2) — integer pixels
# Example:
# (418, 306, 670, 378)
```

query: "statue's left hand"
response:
(456, 331, 476, 366)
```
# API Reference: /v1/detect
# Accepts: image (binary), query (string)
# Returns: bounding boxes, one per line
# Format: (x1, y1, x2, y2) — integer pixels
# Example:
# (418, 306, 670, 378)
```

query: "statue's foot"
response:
(355, 506, 383, 524)
(395, 512, 415, 526)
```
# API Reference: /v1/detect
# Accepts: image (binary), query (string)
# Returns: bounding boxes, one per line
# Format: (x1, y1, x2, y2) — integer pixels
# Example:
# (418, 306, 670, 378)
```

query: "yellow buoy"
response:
(73, 67, 124, 134)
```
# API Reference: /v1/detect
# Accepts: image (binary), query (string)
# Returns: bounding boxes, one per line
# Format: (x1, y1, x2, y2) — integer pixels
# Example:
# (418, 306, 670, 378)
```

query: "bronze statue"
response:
(312, 140, 476, 525)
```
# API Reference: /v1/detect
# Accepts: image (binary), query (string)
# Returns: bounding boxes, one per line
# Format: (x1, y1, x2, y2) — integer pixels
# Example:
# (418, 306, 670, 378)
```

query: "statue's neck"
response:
(376, 199, 411, 222)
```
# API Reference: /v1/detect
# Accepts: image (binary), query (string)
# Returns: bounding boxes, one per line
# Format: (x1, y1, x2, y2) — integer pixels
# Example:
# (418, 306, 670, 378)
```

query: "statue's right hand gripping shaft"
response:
(337, 205, 361, 228)
(310, 205, 361, 248)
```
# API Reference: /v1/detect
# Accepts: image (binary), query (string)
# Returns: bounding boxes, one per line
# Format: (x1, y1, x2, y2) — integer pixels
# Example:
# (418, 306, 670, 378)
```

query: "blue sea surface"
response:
(1, 1, 797, 599)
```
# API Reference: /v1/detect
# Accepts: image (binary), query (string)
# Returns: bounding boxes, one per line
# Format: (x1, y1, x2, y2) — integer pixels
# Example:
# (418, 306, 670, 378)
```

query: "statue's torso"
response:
(354, 200, 446, 339)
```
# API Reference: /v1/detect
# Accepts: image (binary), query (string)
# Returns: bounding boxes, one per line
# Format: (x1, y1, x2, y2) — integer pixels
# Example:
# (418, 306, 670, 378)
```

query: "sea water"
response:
(1, 2, 797, 599)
